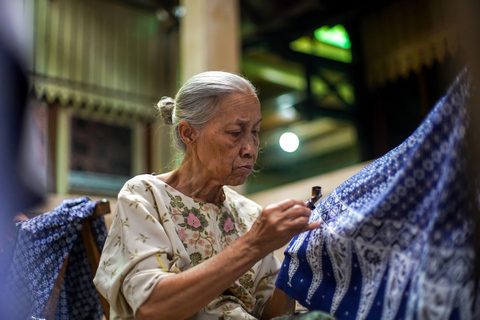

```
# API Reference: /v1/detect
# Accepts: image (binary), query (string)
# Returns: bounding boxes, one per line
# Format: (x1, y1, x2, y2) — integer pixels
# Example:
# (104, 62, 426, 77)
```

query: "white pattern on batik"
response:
(354, 242, 388, 320)
(286, 231, 308, 287)
(381, 251, 414, 320)
(325, 229, 351, 315)
(277, 69, 478, 320)
(305, 227, 325, 305)
(418, 273, 456, 320)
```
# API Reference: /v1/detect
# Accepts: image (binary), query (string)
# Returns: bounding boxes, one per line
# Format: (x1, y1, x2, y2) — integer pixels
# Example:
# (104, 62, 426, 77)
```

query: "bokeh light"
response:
(279, 132, 300, 153)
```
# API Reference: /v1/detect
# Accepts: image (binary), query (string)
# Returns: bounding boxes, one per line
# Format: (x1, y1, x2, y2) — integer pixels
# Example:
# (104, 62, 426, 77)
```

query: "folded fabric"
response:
(1, 197, 108, 320)
(276, 69, 479, 320)
(273, 311, 336, 320)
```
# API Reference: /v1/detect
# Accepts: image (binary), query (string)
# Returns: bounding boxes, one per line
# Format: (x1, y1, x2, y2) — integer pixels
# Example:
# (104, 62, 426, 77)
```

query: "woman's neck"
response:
(161, 167, 225, 204)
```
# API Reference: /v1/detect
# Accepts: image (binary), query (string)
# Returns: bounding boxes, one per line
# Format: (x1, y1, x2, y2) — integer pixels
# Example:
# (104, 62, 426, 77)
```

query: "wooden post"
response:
(179, 0, 240, 82)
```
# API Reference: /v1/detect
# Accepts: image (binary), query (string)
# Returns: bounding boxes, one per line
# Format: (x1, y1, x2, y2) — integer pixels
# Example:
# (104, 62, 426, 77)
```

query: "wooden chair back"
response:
(42, 199, 111, 319)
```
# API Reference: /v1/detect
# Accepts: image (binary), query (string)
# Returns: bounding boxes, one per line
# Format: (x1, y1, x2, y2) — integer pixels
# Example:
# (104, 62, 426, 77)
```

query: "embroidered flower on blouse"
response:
(239, 273, 255, 289)
(177, 228, 188, 242)
(187, 213, 201, 228)
(190, 252, 202, 266)
(179, 207, 208, 232)
(224, 218, 234, 233)
(168, 193, 186, 209)
(219, 212, 236, 236)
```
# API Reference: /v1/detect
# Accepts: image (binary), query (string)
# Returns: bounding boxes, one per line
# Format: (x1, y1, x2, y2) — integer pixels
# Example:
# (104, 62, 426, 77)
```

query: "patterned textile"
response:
(1, 197, 108, 320)
(276, 69, 480, 320)
(94, 174, 279, 320)
(273, 311, 336, 320)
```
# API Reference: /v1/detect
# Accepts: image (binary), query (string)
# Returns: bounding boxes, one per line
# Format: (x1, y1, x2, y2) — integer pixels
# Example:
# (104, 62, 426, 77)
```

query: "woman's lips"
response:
(237, 165, 253, 173)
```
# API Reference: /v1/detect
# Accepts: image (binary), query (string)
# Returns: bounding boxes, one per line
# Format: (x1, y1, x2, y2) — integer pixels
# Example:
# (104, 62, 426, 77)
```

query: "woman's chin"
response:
(225, 175, 248, 186)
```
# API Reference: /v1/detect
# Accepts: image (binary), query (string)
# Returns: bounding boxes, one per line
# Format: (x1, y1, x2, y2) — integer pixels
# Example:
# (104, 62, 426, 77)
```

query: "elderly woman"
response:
(94, 71, 320, 320)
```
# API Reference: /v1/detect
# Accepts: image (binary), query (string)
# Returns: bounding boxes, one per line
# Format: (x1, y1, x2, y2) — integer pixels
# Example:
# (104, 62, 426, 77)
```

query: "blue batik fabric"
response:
(276, 69, 480, 320)
(1, 197, 108, 320)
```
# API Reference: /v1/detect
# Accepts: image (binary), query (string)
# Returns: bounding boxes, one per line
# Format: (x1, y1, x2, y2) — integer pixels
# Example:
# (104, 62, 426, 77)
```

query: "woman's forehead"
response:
(220, 92, 259, 107)
(215, 93, 261, 120)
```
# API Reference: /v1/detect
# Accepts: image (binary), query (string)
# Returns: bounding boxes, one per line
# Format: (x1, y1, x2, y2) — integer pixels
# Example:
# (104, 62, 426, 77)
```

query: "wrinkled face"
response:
(192, 92, 262, 186)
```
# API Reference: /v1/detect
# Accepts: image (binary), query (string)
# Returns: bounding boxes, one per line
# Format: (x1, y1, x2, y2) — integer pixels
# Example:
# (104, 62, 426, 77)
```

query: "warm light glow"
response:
(279, 132, 300, 153)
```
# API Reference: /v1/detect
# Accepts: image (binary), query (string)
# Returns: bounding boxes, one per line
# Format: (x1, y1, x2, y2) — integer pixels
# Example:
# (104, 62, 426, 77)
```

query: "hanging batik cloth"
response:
(276, 69, 480, 320)
(1, 197, 108, 320)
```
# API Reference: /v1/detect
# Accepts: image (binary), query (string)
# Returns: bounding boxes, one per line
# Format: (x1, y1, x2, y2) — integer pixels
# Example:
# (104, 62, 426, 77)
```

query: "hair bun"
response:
(156, 96, 175, 125)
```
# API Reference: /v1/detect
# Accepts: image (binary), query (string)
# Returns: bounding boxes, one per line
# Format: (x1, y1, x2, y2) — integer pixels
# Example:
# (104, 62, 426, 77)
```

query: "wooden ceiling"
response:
(116, 0, 390, 46)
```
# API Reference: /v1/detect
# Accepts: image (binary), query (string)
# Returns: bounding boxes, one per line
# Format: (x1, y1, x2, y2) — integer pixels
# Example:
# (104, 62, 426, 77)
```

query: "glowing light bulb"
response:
(279, 132, 299, 153)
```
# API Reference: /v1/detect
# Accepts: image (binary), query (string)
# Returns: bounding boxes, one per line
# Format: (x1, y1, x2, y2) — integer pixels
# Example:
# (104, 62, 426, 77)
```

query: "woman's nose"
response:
(240, 135, 257, 157)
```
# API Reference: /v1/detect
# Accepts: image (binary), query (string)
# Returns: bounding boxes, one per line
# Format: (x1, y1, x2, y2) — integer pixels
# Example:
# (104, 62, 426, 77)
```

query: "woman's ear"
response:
(178, 121, 198, 146)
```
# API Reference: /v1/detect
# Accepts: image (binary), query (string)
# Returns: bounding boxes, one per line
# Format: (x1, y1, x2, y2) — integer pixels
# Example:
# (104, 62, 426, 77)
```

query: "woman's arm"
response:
(261, 287, 296, 320)
(136, 199, 320, 320)
(136, 233, 262, 320)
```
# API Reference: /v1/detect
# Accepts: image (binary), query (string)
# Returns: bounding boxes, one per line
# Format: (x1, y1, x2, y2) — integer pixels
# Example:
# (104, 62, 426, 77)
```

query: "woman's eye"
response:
(229, 131, 241, 136)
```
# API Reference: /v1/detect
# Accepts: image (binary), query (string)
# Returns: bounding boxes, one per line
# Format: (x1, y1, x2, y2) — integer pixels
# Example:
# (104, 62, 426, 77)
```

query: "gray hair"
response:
(156, 71, 258, 153)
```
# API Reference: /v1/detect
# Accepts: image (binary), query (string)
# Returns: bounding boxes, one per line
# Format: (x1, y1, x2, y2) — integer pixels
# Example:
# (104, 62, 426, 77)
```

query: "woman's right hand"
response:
(245, 199, 321, 257)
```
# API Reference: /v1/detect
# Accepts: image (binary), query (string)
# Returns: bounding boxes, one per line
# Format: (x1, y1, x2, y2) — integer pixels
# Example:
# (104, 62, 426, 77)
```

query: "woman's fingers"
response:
(264, 198, 304, 212)
(285, 204, 311, 219)
(271, 201, 320, 232)
(265, 201, 310, 222)
(303, 220, 322, 232)
(261, 200, 305, 228)
(251, 198, 322, 253)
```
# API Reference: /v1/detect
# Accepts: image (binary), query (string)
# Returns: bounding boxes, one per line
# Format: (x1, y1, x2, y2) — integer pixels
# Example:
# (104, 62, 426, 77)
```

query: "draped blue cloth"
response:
(276, 69, 480, 320)
(1, 197, 108, 320)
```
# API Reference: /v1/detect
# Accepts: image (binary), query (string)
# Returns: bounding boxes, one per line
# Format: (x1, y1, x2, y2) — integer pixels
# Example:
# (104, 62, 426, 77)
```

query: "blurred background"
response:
(15, 0, 469, 212)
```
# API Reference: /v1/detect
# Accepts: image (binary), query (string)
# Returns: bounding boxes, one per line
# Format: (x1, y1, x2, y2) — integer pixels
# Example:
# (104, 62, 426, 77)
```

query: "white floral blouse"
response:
(94, 174, 280, 320)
